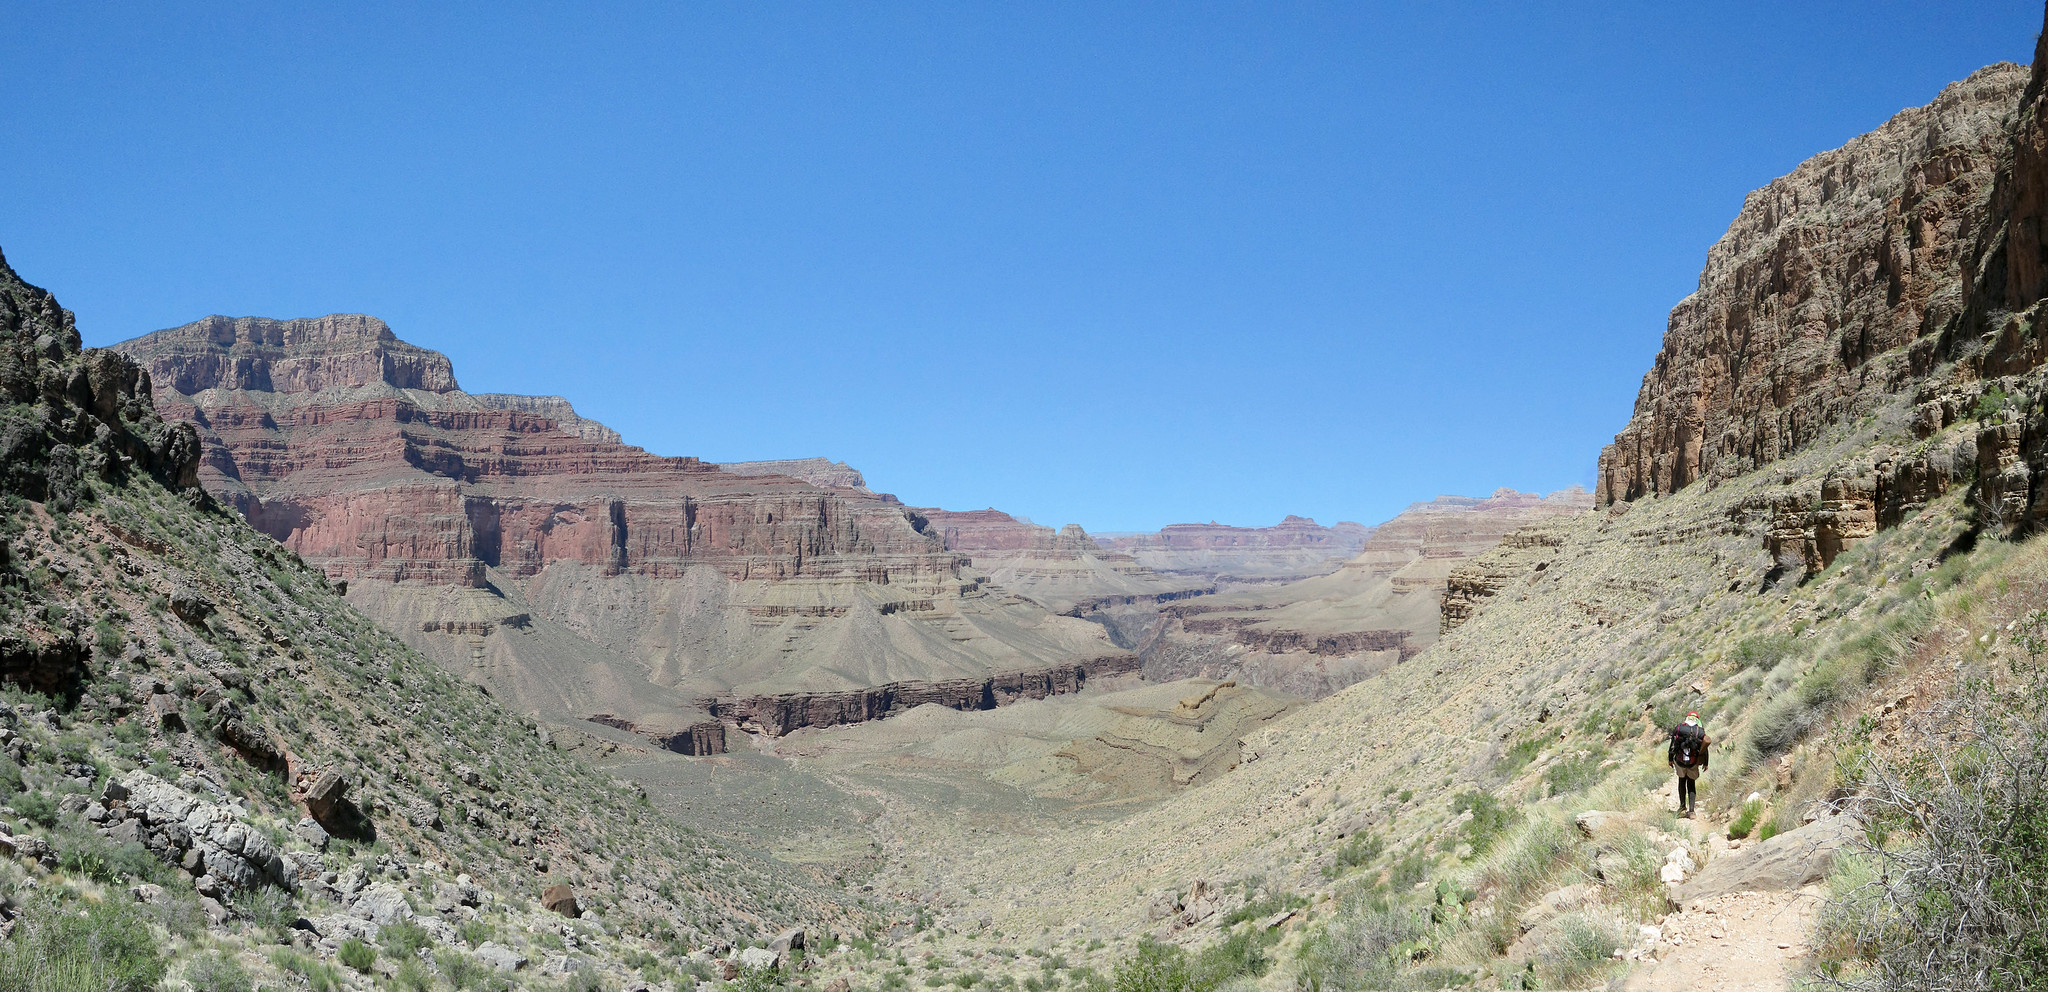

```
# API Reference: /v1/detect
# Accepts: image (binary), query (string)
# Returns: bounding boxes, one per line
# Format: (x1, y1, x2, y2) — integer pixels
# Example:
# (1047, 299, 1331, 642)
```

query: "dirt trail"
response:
(1624, 792, 1821, 991)
(1624, 888, 1819, 991)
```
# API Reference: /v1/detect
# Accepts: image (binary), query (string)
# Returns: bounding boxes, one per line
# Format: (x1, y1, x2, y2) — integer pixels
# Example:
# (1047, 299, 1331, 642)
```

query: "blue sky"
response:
(2, 2, 2039, 532)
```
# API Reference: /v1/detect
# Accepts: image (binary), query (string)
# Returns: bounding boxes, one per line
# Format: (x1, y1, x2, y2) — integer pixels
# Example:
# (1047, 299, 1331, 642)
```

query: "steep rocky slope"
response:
(1136, 489, 1589, 697)
(111, 320, 1134, 752)
(0, 249, 870, 989)
(1095, 516, 1373, 584)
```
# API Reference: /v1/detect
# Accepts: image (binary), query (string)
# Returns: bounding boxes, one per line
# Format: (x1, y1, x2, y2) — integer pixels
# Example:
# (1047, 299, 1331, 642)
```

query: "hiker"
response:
(1668, 711, 1709, 817)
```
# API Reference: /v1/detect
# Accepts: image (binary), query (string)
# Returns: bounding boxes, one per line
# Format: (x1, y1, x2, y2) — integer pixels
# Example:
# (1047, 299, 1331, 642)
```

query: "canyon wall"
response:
(1597, 64, 2029, 506)
(1096, 516, 1373, 583)
(112, 319, 1133, 752)
(1139, 488, 1589, 697)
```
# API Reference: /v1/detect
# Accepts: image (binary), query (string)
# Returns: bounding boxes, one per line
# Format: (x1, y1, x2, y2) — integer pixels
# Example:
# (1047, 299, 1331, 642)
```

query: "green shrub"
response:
(337, 937, 377, 973)
(1974, 386, 2012, 420)
(1543, 753, 1605, 797)
(395, 958, 434, 992)
(1293, 904, 1427, 992)
(1532, 911, 1624, 989)
(269, 950, 344, 992)
(1100, 939, 1211, 992)
(1729, 634, 1796, 671)
(1451, 791, 1522, 856)
(92, 620, 125, 659)
(14, 790, 57, 828)
(1331, 832, 1383, 872)
(382, 919, 433, 957)
(1727, 799, 1764, 840)
(1496, 738, 1541, 777)
(0, 898, 166, 992)
(185, 951, 253, 992)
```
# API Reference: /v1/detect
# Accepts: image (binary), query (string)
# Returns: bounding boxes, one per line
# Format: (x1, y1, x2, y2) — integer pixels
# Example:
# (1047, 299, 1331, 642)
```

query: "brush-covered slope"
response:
(0, 249, 870, 989)
(836, 48, 2048, 992)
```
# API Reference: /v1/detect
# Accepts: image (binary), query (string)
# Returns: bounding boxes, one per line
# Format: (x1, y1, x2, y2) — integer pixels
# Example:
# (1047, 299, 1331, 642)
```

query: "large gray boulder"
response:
(1674, 814, 1862, 903)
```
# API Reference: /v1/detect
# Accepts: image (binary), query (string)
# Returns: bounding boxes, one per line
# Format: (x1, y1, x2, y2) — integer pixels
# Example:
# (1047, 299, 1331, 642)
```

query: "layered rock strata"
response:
(1597, 63, 2031, 506)
(911, 508, 1212, 616)
(1096, 516, 1373, 583)
(112, 318, 1131, 752)
(1141, 489, 1591, 697)
(1602, 50, 2048, 555)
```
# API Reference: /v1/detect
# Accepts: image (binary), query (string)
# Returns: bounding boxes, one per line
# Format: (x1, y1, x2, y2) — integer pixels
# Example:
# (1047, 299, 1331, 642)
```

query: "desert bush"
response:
(1727, 799, 1764, 839)
(184, 951, 254, 992)
(1542, 752, 1605, 797)
(13, 789, 56, 828)
(1821, 611, 2048, 990)
(1450, 791, 1520, 856)
(1292, 903, 1428, 992)
(0, 898, 166, 992)
(1329, 832, 1383, 874)
(1730, 633, 1797, 671)
(1472, 816, 1580, 911)
(270, 949, 344, 992)
(338, 937, 377, 973)
(1531, 911, 1624, 989)
(382, 918, 433, 957)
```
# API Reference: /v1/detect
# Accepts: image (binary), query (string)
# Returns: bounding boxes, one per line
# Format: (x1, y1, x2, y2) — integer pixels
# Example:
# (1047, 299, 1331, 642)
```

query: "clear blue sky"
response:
(2, 3, 2038, 532)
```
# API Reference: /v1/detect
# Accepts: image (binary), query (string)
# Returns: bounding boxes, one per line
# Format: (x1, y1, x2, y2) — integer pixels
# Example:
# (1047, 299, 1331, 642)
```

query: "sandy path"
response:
(1624, 888, 1819, 992)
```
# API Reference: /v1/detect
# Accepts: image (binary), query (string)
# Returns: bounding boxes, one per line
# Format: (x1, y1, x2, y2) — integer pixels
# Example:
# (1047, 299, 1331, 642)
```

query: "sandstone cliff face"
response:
(1598, 65, 2029, 505)
(471, 393, 622, 444)
(718, 457, 869, 491)
(112, 319, 1132, 751)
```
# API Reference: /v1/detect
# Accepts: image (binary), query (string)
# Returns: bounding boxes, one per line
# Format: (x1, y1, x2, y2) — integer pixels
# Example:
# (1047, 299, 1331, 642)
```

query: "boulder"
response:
(542, 884, 580, 917)
(302, 769, 350, 823)
(476, 942, 527, 973)
(1675, 814, 1861, 904)
(1573, 810, 1616, 839)
(737, 947, 778, 972)
(770, 926, 806, 968)
(351, 882, 414, 926)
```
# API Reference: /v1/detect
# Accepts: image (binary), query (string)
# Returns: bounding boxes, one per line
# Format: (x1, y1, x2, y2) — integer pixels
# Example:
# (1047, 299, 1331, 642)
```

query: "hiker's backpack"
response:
(1672, 722, 1706, 768)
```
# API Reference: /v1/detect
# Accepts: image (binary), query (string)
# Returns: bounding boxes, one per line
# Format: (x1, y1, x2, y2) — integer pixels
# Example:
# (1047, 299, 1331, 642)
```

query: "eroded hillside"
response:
(0, 250, 879, 989)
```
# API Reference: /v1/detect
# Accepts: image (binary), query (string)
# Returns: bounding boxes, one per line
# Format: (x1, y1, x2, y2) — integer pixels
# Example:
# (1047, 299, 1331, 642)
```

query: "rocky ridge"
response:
(0, 250, 869, 988)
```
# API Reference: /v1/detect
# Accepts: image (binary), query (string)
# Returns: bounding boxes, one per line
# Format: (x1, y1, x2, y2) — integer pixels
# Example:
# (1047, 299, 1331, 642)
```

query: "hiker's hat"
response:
(1684, 711, 1700, 724)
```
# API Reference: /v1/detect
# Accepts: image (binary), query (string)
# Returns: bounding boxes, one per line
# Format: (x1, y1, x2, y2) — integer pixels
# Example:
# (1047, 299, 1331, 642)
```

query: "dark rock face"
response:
(0, 248, 203, 508)
(704, 654, 1142, 737)
(1596, 65, 2029, 505)
(1601, 23, 2048, 542)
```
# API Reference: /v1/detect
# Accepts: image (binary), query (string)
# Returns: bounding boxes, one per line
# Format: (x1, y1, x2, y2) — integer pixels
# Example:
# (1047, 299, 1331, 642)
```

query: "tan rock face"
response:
(1597, 64, 2029, 506)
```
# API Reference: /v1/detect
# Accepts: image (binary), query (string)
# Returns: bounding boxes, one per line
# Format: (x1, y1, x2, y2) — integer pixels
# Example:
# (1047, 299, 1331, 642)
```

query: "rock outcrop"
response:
(1601, 47, 2048, 549)
(1597, 64, 2029, 506)
(718, 457, 869, 492)
(112, 318, 1134, 751)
